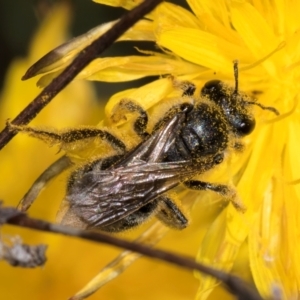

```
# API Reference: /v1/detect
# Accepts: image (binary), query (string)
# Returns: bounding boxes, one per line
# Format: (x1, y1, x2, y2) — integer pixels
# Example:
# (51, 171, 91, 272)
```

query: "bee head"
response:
(201, 79, 256, 137)
(201, 61, 279, 137)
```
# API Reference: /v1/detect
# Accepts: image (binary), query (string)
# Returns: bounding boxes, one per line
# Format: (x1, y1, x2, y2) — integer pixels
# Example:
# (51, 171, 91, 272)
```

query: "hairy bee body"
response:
(64, 75, 264, 232)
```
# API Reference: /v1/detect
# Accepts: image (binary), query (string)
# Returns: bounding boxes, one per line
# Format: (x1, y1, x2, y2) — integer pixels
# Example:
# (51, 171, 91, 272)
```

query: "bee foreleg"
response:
(156, 196, 188, 230)
(111, 99, 149, 138)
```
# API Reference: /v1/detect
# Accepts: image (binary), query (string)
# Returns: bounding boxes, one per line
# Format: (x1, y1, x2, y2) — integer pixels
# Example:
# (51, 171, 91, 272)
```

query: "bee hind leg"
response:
(156, 196, 188, 230)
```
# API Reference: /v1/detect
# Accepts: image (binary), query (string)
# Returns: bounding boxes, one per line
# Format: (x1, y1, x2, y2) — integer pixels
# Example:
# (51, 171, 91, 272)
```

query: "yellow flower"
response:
(8, 0, 300, 299)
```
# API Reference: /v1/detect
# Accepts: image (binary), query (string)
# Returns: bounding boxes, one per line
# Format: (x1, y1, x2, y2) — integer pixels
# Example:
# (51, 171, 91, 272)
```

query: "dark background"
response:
(0, 0, 188, 99)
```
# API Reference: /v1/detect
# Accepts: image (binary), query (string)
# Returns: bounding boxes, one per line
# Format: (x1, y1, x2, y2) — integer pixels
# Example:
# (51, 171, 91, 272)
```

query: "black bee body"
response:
(66, 77, 261, 233)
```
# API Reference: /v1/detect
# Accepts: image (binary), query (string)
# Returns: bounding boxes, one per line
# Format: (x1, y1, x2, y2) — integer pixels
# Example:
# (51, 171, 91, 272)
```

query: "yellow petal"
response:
(157, 28, 253, 74)
(37, 54, 203, 86)
(153, 2, 201, 32)
(187, 0, 244, 45)
(82, 55, 201, 81)
(249, 114, 300, 299)
(231, 2, 281, 77)
(187, 0, 230, 29)
(249, 180, 298, 299)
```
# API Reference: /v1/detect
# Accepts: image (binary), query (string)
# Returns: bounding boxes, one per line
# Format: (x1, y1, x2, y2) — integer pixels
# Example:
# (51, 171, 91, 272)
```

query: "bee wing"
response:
(67, 160, 196, 228)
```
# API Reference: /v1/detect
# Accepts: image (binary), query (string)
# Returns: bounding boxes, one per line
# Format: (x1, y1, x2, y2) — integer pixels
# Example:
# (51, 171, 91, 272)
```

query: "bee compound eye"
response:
(236, 116, 256, 136)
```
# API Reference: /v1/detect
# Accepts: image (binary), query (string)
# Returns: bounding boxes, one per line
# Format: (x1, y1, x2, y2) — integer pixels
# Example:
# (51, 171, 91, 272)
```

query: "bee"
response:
(11, 62, 279, 232)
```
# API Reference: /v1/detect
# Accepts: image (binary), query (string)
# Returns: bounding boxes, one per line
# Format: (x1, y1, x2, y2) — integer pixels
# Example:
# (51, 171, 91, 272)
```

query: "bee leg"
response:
(59, 128, 127, 153)
(184, 180, 232, 195)
(99, 200, 159, 232)
(111, 99, 149, 138)
(184, 180, 246, 212)
(156, 196, 188, 230)
(170, 76, 196, 96)
(178, 81, 196, 96)
(181, 81, 196, 96)
(18, 155, 72, 212)
(8, 123, 126, 153)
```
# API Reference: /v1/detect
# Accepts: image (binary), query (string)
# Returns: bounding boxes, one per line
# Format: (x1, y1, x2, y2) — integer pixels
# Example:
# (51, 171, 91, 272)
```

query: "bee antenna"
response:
(233, 60, 239, 95)
(245, 101, 280, 116)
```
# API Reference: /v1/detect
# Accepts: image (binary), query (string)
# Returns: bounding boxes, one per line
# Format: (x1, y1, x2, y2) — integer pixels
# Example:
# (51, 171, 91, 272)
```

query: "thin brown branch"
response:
(1, 205, 263, 300)
(0, 0, 163, 150)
